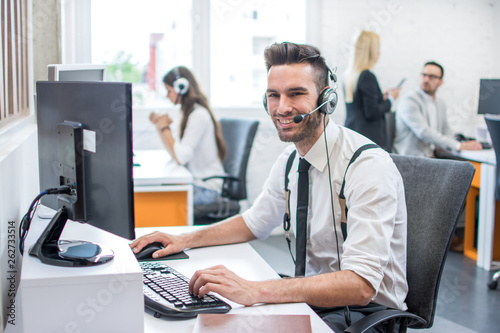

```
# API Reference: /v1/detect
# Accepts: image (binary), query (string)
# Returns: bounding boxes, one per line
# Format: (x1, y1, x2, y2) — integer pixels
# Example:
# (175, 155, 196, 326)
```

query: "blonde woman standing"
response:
(344, 30, 399, 151)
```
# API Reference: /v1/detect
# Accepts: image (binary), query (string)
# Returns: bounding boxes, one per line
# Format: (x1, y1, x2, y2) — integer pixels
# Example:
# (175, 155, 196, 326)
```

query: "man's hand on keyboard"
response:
(189, 264, 259, 306)
(130, 231, 186, 259)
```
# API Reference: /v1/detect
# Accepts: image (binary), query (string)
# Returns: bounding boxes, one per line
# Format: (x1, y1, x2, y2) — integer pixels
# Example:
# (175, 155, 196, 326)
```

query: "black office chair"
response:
(485, 115, 500, 290)
(345, 155, 475, 332)
(385, 111, 396, 153)
(194, 118, 259, 225)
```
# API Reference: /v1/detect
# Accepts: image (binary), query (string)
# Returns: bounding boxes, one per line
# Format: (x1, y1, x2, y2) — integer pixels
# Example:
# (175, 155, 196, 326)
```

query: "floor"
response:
(242, 120, 500, 332)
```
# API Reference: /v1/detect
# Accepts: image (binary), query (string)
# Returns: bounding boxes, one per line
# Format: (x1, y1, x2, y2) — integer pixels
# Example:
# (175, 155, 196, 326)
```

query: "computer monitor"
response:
(47, 64, 106, 81)
(478, 79, 500, 115)
(34, 81, 135, 266)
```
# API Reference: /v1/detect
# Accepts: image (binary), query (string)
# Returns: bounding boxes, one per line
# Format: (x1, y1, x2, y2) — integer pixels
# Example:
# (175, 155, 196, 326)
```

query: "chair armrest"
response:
(344, 309, 426, 333)
(202, 174, 239, 182)
(202, 174, 240, 198)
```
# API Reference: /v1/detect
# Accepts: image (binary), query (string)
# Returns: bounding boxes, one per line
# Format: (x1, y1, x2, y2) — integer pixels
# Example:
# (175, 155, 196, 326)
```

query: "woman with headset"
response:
(149, 66, 227, 205)
(344, 30, 400, 151)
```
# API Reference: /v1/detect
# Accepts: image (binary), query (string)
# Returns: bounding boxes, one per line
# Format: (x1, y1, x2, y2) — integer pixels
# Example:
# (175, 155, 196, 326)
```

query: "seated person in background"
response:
(392, 61, 482, 157)
(344, 30, 400, 152)
(150, 66, 227, 205)
(132, 42, 408, 332)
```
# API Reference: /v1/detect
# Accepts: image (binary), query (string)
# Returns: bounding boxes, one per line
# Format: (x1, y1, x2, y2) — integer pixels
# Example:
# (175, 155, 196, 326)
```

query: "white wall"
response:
(0, 119, 39, 331)
(318, 0, 500, 137)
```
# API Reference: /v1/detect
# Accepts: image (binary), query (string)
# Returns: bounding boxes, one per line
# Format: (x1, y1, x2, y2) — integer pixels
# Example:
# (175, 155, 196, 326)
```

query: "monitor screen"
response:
(36, 81, 135, 240)
(478, 79, 500, 115)
(47, 64, 106, 81)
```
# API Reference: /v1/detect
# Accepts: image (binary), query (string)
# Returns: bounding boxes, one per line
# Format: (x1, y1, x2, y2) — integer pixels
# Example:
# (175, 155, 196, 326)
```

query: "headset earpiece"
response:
(263, 93, 269, 114)
(319, 65, 338, 115)
(171, 67, 189, 96)
(318, 87, 338, 115)
(173, 77, 189, 95)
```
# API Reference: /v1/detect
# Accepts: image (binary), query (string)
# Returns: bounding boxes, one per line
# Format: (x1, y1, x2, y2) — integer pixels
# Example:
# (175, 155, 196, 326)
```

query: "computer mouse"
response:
(134, 242, 164, 260)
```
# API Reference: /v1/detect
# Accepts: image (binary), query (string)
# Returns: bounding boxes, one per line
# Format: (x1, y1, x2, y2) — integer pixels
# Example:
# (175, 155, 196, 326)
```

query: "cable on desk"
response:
(18, 186, 71, 254)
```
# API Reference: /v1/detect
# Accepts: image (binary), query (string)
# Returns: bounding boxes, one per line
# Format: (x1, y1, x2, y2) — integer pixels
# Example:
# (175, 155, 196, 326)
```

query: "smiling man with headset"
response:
(131, 42, 408, 332)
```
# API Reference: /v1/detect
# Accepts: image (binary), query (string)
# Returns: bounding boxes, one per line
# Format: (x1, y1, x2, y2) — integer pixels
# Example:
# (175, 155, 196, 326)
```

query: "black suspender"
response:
(283, 143, 379, 244)
(338, 143, 379, 241)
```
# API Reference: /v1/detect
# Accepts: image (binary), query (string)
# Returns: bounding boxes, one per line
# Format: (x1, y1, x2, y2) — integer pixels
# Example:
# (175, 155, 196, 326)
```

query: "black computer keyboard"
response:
(140, 261, 232, 318)
(481, 141, 492, 150)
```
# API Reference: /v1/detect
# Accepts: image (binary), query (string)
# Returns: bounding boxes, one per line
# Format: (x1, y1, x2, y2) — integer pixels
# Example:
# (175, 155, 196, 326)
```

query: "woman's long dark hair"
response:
(163, 66, 226, 162)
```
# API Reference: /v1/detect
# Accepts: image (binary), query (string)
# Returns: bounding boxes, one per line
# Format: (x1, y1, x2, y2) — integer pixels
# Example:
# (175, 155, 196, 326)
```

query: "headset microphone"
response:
(293, 99, 331, 123)
(293, 107, 319, 123)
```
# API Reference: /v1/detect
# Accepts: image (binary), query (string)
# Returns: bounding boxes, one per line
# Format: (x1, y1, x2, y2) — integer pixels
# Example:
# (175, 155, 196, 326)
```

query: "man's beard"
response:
(274, 111, 322, 143)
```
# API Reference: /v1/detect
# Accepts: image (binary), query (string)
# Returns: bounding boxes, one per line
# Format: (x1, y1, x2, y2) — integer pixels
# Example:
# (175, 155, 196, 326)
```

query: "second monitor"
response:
(478, 79, 500, 115)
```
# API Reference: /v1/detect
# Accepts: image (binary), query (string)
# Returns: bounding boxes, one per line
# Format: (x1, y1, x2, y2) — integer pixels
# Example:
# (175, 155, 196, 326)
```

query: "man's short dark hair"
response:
(424, 61, 444, 78)
(264, 42, 329, 93)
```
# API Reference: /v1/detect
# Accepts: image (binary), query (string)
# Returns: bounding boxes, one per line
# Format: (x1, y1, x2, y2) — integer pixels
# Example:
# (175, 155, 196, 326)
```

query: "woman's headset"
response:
(172, 68, 190, 95)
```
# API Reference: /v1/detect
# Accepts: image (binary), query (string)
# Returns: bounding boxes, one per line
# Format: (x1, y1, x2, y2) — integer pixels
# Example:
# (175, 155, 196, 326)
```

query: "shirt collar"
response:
(417, 87, 435, 102)
(301, 120, 338, 173)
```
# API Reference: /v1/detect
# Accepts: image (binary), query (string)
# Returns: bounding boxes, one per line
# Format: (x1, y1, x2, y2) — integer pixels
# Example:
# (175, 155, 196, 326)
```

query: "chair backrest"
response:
(390, 154, 475, 328)
(485, 115, 500, 201)
(219, 118, 259, 201)
(385, 111, 396, 152)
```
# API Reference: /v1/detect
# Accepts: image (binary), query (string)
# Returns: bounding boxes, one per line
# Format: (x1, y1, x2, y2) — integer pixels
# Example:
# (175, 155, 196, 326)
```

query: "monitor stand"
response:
(29, 207, 114, 267)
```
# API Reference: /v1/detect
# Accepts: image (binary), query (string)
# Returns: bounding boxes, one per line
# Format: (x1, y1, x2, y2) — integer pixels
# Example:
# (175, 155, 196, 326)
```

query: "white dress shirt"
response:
(420, 88, 439, 153)
(242, 121, 408, 310)
(173, 105, 224, 192)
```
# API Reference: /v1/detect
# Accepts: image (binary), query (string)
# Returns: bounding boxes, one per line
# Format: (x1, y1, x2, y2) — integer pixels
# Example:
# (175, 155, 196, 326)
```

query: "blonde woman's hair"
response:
(344, 30, 380, 103)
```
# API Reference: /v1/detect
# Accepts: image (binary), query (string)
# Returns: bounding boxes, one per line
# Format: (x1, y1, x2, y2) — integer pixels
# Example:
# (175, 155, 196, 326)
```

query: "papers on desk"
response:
(193, 313, 312, 333)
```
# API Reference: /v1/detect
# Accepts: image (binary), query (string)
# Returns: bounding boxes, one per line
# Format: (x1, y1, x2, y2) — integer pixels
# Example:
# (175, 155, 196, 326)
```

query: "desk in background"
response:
(135, 227, 332, 333)
(457, 149, 499, 270)
(134, 150, 193, 227)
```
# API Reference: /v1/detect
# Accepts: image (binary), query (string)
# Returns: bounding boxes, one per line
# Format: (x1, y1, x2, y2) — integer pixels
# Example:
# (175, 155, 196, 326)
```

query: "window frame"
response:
(0, 0, 31, 130)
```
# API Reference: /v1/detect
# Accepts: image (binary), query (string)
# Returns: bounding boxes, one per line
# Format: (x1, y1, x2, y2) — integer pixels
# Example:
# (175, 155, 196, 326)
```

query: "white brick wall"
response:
(317, 0, 500, 137)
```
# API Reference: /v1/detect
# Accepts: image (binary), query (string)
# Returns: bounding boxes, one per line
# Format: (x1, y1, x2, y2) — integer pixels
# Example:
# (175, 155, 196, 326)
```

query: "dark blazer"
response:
(345, 70, 392, 150)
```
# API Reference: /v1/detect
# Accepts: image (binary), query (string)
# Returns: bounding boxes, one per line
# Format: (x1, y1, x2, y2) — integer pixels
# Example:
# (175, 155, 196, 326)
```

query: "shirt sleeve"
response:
(173, 107, 211, 165)
(242, 148, 294, 239)
(340, 151, 406, 293)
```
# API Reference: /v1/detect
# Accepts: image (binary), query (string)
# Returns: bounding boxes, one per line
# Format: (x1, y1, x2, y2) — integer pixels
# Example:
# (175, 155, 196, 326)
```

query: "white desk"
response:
(135, 227, 333, 333)
(457, 149, 498, 270)
(6, 209, 144, 333)
(133, 150, 194, 226)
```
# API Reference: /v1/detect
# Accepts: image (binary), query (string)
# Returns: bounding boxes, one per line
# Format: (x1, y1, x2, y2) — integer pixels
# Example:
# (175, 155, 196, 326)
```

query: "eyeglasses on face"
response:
(421, 73, 442, 80)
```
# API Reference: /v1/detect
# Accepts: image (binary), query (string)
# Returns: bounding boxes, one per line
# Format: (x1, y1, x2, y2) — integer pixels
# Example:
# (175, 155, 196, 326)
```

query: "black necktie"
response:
(295, 158, 311, 277)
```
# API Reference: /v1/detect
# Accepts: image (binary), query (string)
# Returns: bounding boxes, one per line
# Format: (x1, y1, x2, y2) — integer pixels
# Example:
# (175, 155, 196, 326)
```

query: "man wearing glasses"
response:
(393, 61, 482, 157)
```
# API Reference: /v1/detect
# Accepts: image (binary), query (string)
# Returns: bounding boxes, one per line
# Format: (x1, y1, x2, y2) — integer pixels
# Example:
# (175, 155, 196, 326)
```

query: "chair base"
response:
(488, 270, 500, 290)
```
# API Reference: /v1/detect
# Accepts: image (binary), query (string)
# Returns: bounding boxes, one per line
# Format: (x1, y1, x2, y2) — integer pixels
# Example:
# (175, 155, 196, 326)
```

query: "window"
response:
(91, 0, 192, 107)
(89, 0, 306, 109)
(210, 0, 306, 107)
(0, 0, 30, 129)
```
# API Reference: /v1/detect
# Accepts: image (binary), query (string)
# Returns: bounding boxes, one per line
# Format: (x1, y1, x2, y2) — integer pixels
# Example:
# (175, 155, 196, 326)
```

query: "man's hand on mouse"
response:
(130, 231, 186, 259)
